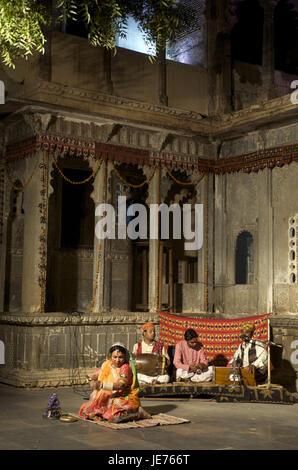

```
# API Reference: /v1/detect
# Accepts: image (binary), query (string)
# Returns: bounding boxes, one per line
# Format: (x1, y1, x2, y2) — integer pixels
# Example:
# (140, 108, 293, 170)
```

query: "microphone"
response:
(239, 334, 282, 348)
(257, 339, 283, 348)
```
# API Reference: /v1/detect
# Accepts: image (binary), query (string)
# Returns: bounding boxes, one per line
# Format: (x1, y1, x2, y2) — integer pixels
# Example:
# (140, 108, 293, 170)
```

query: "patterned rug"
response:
(70, 413, 190, 430)
(138, 382, 296, 404)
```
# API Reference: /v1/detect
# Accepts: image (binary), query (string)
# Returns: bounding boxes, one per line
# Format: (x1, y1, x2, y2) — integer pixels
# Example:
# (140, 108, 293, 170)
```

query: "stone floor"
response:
(0, 383, 297, 453)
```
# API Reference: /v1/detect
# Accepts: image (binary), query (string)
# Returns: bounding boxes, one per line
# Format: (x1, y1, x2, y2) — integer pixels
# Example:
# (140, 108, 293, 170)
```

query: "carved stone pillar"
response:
(206, 0, 232, 115)
(90, 160, 107, 313)
(260, 0, 278, 100)
(0, 155, 7, 312)
(21, 151, 51, 313)
(257, 168, 274, 314)
(146, 165, 161, 312)
(214, 172, 227, 313)
(196, 174, 210, 312)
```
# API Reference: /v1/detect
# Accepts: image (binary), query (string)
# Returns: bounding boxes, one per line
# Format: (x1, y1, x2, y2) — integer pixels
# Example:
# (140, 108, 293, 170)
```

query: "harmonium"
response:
(214, 367, 256, 386)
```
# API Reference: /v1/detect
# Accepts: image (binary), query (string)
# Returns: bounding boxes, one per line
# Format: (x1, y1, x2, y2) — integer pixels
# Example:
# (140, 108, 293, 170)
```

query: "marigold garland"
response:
(164, 164, 204, 186)
(5, 158, 39, 191)
(50, 151, 102, 184)
(111, 160, 157, 188)
(39, 151, 48, 313)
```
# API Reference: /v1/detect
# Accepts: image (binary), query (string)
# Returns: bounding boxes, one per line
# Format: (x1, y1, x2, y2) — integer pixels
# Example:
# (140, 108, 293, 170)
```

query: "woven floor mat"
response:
(70, 412, 190, 430)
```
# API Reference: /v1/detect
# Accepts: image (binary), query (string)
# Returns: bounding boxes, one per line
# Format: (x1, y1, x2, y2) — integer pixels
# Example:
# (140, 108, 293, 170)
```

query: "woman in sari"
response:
(79, 343, 151, 423)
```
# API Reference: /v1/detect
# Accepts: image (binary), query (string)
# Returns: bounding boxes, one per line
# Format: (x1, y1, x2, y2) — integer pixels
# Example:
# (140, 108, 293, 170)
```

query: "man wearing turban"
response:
(231, 323, 268, 384)
(132, 323, 170, 384)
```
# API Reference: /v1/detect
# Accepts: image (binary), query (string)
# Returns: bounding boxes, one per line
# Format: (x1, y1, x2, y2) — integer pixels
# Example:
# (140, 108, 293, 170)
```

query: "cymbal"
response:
(59, 414, 78, 423)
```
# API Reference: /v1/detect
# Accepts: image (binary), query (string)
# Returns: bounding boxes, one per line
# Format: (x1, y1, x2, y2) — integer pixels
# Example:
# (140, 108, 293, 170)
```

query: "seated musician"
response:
(132, 323, 170, 385)
(173, 328, 213, 383)
(230, 323, 268, 384)
(80, 343, 151, 423)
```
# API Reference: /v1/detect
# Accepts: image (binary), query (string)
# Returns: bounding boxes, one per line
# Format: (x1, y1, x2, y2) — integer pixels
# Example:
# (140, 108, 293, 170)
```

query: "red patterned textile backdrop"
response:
(159, 312, 270, 363)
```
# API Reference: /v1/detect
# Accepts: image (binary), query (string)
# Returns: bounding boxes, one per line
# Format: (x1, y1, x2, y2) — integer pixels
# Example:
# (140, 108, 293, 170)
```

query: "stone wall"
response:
(233, 61, 297, 110)
(0, 312, 297, 391)
(0, 312, 158, 387)
(214, 122, 298, 317)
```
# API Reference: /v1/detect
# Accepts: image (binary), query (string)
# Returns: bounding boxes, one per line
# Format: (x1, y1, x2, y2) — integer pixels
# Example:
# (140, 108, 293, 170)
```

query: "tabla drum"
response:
(132, 353, 168, 376)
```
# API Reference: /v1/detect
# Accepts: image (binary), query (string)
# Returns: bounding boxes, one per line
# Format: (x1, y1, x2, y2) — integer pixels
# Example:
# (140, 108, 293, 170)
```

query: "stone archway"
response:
(46, 155, 95, 312)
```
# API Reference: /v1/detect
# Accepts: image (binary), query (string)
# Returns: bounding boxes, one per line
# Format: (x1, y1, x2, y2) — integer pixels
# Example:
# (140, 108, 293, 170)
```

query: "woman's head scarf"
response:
(107, 342, 139, 391)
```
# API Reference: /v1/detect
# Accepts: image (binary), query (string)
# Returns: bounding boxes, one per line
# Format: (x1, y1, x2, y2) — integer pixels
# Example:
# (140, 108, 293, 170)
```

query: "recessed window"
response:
(60, 168, 94, 249)
(290, 227, 295, 238)
(235, 231, 254, 285)
(289, 216, 298, 284)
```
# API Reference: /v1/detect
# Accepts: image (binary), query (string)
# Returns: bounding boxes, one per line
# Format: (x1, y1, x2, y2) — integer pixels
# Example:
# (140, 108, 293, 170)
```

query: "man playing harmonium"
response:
(230, 323, 268, 384)
(173, 328, 213, 383)
(132, 323, 170, 385)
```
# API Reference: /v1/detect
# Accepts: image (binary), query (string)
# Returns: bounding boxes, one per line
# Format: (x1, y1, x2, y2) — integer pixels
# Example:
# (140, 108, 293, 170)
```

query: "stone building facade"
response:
(0, 0, 297, 390)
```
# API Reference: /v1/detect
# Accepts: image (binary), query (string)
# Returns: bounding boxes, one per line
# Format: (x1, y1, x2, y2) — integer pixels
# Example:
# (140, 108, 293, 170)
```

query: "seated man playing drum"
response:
(174, 328, 213, 383)
(132, 323, 170, 385)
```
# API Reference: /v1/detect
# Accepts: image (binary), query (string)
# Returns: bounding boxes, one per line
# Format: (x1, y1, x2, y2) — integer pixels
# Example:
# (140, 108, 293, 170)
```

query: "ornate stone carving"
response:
(23, 112, 57, 134)
(99, 123, 122, 143)
(150, 132, 173, 153)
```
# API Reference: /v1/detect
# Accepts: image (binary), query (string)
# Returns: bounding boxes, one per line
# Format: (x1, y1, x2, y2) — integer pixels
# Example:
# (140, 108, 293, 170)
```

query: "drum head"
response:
(132, 353, 167, 376)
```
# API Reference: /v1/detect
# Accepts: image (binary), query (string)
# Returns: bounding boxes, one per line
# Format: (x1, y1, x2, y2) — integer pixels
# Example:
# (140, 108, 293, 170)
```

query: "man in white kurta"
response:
(132, 323, 170, 384)
(231, 323, 268, 384)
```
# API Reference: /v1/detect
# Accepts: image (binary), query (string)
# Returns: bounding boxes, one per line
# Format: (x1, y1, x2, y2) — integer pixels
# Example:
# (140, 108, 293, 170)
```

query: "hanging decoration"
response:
(111, 160, 157, 188)
(164, 164, 204, 186)
(38, 150, 48, 313)
(5, 159, 39, 191)
(50, 151, 102, 185)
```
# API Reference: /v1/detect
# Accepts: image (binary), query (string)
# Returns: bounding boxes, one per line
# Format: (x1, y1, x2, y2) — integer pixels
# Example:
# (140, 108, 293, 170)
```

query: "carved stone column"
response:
(260, 0, 278, 100)
(196, 174, 212, 312)
(0, 152, 7, 312)
(214, 172, 227, 313)
(21, 151, 51, 313)
(206, 0, 232, 115)
(257, 168, 274, 314)
(146, 165, 160, 312)
(90, 160, 107, 313)
(103, 161, 113, 312)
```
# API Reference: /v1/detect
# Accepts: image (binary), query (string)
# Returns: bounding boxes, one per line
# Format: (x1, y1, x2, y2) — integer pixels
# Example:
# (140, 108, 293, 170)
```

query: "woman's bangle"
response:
(102, 382, 113, 391)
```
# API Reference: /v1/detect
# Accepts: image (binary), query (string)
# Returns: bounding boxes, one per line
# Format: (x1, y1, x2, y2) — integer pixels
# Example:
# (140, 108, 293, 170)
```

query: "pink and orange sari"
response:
(78, 360, 140, 423)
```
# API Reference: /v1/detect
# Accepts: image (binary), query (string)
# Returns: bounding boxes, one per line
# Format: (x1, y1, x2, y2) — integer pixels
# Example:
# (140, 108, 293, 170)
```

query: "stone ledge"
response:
(0, 367, 95, 388)
(270, 316, 298, 328)
(0, 311, 159, 327)
(1, 312, 298, 327)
